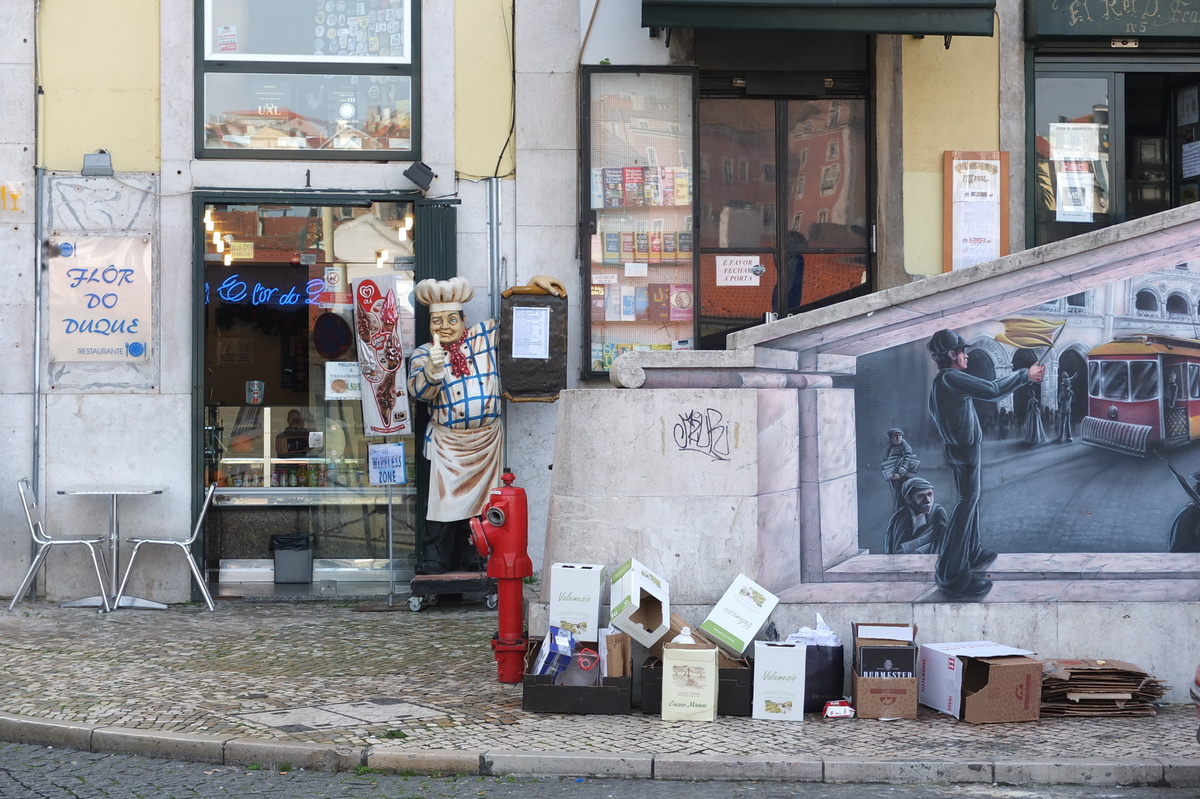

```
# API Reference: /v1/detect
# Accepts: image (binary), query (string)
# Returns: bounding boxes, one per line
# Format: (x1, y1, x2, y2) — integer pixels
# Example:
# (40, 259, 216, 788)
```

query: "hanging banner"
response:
(352, 275, 412, 437)
(48, 236, 153, 362)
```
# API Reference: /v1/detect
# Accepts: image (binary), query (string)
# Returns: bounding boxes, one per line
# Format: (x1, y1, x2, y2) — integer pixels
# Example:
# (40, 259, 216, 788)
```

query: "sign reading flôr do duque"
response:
(48, 237, 152, 362)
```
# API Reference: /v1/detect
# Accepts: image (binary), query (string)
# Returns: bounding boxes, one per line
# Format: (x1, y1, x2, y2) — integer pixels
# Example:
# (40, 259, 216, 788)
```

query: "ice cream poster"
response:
(352, 275, 411, 436)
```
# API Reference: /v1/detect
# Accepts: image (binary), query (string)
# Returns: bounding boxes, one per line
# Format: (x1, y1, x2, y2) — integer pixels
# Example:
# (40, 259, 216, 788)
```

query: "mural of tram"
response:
(1081, 334, 1200, 456)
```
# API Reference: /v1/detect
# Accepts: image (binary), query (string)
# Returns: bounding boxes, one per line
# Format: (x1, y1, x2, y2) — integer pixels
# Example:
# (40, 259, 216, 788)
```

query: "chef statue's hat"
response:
(414, 276, 474, 313)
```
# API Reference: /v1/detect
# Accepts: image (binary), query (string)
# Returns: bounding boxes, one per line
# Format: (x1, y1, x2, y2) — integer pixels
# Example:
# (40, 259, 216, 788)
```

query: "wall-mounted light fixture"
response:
(81, 149, 114, 177)
(402, 161, 436, 192)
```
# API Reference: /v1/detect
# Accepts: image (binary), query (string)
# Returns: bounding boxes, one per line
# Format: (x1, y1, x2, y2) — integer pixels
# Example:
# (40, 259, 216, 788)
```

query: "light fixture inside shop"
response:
(398, 227, 407, 242)
(404, 214, 414, 230)
(223, 252, 232, 266)
(376, 249, 390, 268)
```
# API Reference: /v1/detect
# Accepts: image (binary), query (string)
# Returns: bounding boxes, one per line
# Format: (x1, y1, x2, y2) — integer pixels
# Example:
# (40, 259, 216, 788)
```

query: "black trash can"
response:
(270, 534, 312, 584)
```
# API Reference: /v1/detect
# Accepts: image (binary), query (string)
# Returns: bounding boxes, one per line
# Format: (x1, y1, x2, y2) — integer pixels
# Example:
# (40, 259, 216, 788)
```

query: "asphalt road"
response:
(1, 744, 1197, 799)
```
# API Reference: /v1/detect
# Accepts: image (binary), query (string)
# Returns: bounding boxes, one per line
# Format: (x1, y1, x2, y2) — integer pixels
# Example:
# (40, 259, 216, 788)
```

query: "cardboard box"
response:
(548, 563, 606, 643)
(641, 656, 752, 716)
(752, 641, 806, 721)
(661, 643, 719, 721)
(852, 622, 918, 719)
(609, 558, 670, 648)
(919, 641, 1041, 723)
(699, 573, 780, 656)
(650, 613, 746, 669)
(521, 640, 632, 715)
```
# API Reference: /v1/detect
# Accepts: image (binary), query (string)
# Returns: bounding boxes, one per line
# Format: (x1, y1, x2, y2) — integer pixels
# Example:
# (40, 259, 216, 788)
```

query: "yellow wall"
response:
(39, 1, 160, 173)
(455, 0, 516, 179)
(901, 24, 1000, 275)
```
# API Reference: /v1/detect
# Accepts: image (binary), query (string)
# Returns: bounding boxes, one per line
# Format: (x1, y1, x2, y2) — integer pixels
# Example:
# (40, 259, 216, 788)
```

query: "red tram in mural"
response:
(1081, 334, 1200, 456)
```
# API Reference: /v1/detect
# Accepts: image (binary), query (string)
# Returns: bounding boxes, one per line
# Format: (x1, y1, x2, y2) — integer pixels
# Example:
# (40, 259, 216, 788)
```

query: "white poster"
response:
(368, 442, 407, 485)
(715, 255, 762, 286)
(352, 275, 412, 437)
(511, 305, 550, 360)
(1183, 140, 1200, 180)
(1180, 86, 1199, 127)
(48, 237, 153, 362)
(1049, 123, 1101, 162)
(1056, 166, 1094, 223)
(950, 158, 1003, 271)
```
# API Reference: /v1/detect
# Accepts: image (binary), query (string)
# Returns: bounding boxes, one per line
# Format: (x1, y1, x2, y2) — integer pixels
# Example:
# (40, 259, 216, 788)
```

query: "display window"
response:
(199, 198, 421, 578)
(197, 0, 420, 159)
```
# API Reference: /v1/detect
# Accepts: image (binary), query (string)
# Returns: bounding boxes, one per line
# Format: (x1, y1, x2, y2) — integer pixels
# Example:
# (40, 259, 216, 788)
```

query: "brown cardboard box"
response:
(851, 622, 918, 719)
(919, 642, 1041, 723)
(650, 613, 745, 669)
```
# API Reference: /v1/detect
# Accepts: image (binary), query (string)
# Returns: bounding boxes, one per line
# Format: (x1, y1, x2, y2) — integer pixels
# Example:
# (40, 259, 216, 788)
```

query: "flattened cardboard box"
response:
(609, 558, 670, 648)
(919, 641, 1040, 723)
(548, 563, 606, 643)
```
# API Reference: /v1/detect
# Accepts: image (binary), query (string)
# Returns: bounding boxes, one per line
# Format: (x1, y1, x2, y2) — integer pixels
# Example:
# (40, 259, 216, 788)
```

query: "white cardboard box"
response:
(548, 563, 606, 643)
(661, 643, 718, 722)
(609, 558, 670, 648)
(919, 641, 1036, 719)
(752, 641, 807, 721)
(699, 573, 780, 655)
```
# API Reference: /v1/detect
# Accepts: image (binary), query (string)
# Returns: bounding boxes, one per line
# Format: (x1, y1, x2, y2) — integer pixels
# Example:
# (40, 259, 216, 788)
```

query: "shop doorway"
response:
(1033, 60, 1200, 247)
(197, 198, 422, 590)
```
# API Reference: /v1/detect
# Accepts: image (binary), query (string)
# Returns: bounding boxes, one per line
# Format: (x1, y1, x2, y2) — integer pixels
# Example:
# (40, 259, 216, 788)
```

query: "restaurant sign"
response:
(1028, 0, 1200, 38)
(48, 237, 152, 362)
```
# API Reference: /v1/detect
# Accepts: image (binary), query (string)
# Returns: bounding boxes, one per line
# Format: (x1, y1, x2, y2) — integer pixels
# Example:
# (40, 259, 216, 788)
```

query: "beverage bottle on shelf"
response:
(298, 464, 309, 486)
(307, 465, 318, 487)
(287, 468, 298, 487)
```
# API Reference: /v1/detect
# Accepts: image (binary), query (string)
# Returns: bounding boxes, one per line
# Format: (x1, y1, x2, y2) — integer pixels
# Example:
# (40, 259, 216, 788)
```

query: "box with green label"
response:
(699, 573, 779, 656)
(548, 563, 605, 643)
(609, 558, 670, 648)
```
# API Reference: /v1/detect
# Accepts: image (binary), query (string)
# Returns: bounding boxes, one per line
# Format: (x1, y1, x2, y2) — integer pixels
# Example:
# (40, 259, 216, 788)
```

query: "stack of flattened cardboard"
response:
(1040, 659, 1167, 716)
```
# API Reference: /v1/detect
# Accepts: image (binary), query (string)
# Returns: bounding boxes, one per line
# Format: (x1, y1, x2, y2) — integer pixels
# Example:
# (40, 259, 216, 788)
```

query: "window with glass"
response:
(198, 0, 419, 159)
(200, 199, 421, 580)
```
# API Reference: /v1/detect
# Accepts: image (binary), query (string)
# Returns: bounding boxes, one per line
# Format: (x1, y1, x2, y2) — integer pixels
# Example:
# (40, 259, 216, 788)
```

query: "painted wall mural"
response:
(856, 266, 1200, 596)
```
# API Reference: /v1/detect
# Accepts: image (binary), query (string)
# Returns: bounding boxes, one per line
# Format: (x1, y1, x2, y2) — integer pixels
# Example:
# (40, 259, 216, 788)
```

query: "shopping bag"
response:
(804, 644, 845, 713)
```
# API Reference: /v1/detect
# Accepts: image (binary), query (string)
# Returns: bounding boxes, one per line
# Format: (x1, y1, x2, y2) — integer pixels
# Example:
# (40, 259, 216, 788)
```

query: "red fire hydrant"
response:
(469, 469, 533, 683)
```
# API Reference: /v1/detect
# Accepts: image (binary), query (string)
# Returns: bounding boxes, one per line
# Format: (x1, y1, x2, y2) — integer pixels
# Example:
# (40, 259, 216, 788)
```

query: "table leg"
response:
(61, 493, 166, 611)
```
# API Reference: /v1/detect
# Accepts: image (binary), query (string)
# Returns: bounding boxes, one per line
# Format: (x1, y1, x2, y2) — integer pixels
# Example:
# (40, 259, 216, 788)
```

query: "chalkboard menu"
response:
(1028, 0, 1200, 39)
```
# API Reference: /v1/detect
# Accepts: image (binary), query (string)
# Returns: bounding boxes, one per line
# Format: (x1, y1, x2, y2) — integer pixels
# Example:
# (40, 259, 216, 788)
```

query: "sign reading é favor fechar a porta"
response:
(49, 237, 152, 362)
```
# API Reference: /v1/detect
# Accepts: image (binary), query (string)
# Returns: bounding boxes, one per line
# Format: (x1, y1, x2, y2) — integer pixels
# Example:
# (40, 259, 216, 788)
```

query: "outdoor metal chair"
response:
(10, 479, 112, 612)
(113, 483, 217, 611)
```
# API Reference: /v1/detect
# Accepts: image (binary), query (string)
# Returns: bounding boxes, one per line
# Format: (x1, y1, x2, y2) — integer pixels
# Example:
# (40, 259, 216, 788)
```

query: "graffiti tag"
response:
(673, 408, 730, 461)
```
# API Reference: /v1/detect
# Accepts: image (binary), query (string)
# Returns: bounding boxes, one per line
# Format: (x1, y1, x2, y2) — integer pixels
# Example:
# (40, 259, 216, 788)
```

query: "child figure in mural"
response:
(881, 428, 920, 511)
(1023, 392, 1047, 446)
(927, 329, 1044, 599)
(408, 274, 565, 575)
(883, 476, 947, 555)
(1055, 372, 1075, 443)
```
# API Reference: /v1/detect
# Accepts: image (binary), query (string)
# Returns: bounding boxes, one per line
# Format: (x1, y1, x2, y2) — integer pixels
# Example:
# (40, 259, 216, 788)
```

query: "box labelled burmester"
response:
(851, 622, 918, 719)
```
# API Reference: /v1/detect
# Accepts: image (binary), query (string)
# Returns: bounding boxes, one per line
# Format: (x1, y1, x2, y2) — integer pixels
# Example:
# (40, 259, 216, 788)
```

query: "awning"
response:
(642, 0, 995, 36)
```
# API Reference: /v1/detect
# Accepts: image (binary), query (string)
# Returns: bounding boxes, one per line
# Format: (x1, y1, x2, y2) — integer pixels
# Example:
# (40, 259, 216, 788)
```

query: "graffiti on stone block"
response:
(673, 407, 730, 461)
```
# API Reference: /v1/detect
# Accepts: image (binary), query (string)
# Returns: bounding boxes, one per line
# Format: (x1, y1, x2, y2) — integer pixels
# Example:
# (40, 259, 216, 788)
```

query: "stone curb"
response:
(0, 713, 1197, 786)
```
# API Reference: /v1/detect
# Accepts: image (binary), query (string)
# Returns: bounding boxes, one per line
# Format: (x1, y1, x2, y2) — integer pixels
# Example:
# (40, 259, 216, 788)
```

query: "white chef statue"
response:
(408, 274, 565, 574)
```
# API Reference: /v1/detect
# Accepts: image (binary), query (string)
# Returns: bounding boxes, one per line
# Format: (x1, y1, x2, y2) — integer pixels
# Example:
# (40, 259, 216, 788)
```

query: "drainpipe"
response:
(30, 0, 46, 599)
(488, 177, 505, 465)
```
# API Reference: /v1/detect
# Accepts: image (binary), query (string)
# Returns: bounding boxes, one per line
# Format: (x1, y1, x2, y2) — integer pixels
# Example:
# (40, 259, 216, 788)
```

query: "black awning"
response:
(642, 0, 995, 36)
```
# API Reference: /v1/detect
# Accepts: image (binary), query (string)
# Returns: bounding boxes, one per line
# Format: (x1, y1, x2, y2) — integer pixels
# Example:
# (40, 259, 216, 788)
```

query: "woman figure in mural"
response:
(883, 477, 947, 555)
(1055, 372, 1076, 443)
(408, 274, 566, 575)
(927, 329, 1044, 599)
(881, 428, 920, 511)
(1023, 392, 1047, 446)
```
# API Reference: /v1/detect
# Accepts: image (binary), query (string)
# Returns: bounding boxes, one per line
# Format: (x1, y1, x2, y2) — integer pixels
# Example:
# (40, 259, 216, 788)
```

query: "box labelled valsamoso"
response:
(547, 562, 605, 643)
(851, 622, 918, 719)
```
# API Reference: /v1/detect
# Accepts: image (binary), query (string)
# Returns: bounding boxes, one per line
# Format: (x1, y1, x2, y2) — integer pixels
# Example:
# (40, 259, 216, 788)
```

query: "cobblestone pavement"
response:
(0, 602, 1196, 764)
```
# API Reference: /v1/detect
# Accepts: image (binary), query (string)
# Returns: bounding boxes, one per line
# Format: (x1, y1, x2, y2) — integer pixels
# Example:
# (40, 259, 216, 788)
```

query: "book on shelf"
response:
(673, 168, 691, 206)
(662, 231, 677, 263)
(634, 287, 649, 320)
(620, 285, 637, 322)
(647, 283, 672, 322)
(643, 167, 661, 207)
(591, 284, 606, 322)
(590, 168, 605, 209)
(603, 167, 624, 207)
(677, 231, 693, 262)
(602, 232, 621, 264)
(669, 284, 694, 322)
(659, 167, 675, 206)
(620, 231, 636, 262)
(590, 341, 605, 372)
(604, 285, 623, 322)
(623, 167, 645, 207)
(648, 229, 663, 263)
(634, 230, 650, 262)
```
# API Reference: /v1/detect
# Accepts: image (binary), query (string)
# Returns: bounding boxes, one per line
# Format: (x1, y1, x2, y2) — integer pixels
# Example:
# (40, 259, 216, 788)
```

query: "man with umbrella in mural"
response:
(927, 328, 1045, 599)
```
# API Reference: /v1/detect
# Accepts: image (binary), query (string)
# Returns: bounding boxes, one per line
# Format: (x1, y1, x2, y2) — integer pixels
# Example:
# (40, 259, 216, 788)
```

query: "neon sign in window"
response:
(208, 274, 326, 307)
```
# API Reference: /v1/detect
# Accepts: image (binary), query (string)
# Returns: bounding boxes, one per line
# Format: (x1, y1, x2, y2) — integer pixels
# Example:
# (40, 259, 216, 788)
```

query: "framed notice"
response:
(943, 151, 1009, 272)
(48, 237, 153, 362)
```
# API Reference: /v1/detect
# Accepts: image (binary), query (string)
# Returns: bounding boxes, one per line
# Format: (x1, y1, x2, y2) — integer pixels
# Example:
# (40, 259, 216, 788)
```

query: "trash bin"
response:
(270, 534, 312, 584)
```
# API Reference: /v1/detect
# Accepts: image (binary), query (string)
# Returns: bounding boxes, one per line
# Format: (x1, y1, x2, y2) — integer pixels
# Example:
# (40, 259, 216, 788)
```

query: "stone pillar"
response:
(798, 387, 859, 582)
